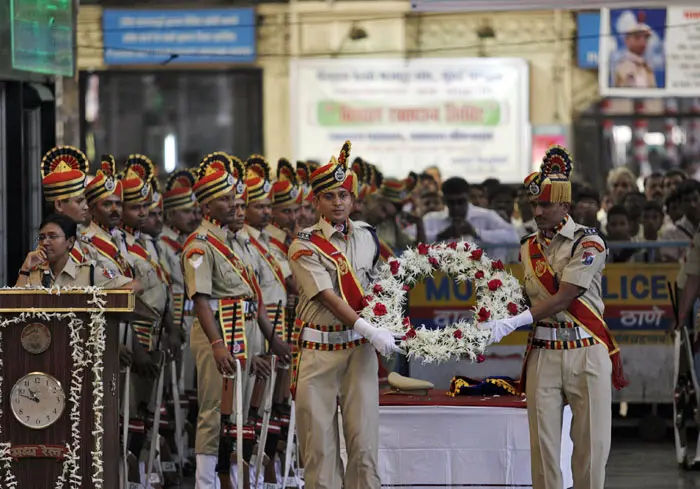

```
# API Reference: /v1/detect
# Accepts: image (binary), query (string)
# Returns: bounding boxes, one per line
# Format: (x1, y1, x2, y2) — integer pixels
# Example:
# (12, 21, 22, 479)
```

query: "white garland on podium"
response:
(0, 286, 107, 489)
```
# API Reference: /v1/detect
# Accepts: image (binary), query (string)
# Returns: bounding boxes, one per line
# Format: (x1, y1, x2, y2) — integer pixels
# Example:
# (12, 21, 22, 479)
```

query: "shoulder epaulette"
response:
(297, 231, 312, 241)
(571, 227, 607, 257)
(520, 233, 536, 245)
(578, 227, 599, 236)
(80, 234, 91, 243)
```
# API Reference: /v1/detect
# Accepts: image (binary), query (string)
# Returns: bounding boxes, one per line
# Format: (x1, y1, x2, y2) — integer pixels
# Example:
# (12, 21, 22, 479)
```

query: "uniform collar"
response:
(319, 216, 353, 240)
(201, 218, 228, 242)
(122, 225, 140, 240)
(40, 257, 78, 281)
(539, 215, 575, 241)
(244, 223, 265, 241)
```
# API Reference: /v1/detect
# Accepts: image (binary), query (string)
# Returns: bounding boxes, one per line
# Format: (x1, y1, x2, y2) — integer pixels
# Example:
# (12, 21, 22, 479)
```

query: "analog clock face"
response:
(10, 373, 66, 429)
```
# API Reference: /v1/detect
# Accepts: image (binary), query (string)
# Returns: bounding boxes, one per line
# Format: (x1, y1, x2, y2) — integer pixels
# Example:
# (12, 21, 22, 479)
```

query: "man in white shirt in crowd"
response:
(423, 177, 519, 262)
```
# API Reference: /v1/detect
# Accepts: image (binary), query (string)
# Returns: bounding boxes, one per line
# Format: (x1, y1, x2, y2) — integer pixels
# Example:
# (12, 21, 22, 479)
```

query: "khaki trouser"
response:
(526, 344, 612, 489)
(190, 317, 262, 455)
(295, 343, 381, 489)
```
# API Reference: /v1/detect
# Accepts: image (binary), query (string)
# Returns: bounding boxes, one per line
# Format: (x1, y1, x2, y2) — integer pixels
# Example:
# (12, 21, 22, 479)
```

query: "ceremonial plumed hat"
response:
(148, 177, 163, 211)
(380, 177, 407, 204)
(524, 145, 573, 204)
(163, 169, 197, 211)
(296, 161, 315, 203)
(310, 141, 357, 197)
(85, 154, 122, 204)
(120, 154, 154, 204)
(193, 152, 238, 206)
(41, 146, 89, 201)
(352, 157, 372, 200)
(245, 155, 272, 203)
(272, 158, 302, 207)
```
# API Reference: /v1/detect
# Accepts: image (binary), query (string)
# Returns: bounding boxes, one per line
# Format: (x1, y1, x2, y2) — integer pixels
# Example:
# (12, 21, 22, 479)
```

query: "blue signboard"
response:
(102, 9, 256, 65)
(577, 11, 600, 69)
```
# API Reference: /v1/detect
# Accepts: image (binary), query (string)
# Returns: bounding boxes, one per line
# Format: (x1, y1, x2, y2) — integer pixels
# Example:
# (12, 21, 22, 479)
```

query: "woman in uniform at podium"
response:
(15, 214, 142, 291)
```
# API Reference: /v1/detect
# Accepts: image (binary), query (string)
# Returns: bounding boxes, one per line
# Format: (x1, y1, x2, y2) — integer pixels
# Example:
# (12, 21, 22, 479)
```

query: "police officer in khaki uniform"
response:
(40, 146, 92, 264)
(17, 213, 137, 290)
(267, 158, 303, 278)
(288, 141, 401, 489)
(613, 15, 656, 89)
(296, 161, 319, 229)
(183, 152, 289, 489)
(481, 146, 627, 489)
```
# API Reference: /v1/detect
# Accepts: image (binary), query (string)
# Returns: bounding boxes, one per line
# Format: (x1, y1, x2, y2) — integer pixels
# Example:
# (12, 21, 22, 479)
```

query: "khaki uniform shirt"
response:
(159, 225, 185, 296)
(614, 52, 656, 88)
(289, 219, 380, 326)
(659, 216, 696, 263)
(245, 224, 288, 308)
(80, 221, 132, 278)
(124, 229, 168, 316)
(521, 218, 607, 322)
(265, 223, 292, 277)
(28, 258, 132, 289)
(182, 219, 254, 300)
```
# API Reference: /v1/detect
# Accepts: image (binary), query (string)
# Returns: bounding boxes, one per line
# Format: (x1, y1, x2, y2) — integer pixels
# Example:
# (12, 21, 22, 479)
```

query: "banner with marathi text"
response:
(408, 263, 679, 346)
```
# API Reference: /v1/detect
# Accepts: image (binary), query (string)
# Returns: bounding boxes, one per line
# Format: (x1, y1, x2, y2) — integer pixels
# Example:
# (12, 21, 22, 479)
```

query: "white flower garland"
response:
(0, 286, 107, 489)
(360, 240, 525, 364)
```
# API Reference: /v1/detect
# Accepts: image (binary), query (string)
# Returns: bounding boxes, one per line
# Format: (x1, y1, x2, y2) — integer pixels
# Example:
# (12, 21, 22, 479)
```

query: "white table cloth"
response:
(340, 404, 573, 488)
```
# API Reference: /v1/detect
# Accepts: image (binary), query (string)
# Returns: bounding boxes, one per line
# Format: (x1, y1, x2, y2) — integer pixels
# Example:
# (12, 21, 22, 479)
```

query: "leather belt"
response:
(208, 298, 257, 314)
(300, 328, 364, 345)
(534, 326, 591, 342)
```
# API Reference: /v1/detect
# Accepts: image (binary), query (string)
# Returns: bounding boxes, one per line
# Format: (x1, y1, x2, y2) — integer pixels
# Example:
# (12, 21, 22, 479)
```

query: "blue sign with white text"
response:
(102, 9, 256, 65)
(577, 11, 600, 69)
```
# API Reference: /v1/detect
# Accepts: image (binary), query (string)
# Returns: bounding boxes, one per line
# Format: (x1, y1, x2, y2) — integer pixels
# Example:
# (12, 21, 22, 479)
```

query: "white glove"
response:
(354, 318, 404, 357)
(480, 310, 533, 345)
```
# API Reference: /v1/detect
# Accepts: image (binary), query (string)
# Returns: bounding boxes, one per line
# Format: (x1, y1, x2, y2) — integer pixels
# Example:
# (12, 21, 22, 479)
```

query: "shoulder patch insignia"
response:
(291, 249, 313, 261)
(185, 248, 205, 259)
(297, 232, 312, 241)
(582, 241, 605, 253)
(103, 268, 116, 279)
(80, 234, 90, 243)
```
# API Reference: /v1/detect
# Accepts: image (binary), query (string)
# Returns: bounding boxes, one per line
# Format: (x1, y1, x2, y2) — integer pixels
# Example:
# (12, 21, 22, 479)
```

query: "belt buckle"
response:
(556, 328, 571, 341)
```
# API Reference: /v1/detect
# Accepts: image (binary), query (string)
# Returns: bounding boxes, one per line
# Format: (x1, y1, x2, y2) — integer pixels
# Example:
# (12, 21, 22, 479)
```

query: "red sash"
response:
(127, 242, 169, 285)
(378, 239, 394, 262)
(305, 233, 364, 312)
(160, 235, 182, 253)
(185, 231, 263, 307)
(522, 237, 628, 391)
(88, 235, 133, 278)
(249, 235, 286, 291)
(69, 246, 85, 264)
(269, 236, 289, 256)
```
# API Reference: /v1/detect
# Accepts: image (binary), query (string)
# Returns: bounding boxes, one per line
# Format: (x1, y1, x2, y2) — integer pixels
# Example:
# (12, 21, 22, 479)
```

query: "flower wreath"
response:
(360, 240, 525, 364)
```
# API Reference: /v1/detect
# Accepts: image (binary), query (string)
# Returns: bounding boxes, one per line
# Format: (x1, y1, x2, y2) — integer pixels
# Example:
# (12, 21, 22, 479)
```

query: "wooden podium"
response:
(0, 289, 157, 488)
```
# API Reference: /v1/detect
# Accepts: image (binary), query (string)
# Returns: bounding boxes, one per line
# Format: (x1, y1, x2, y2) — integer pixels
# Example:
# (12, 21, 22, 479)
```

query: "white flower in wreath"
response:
(359, 240, 525, 365)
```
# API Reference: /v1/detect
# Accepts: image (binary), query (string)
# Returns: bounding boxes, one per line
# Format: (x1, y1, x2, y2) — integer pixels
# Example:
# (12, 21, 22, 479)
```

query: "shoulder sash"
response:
(248, 235, 286, 291)
(522, 236, 627, 390)
(378, 238, 394, 262)
(200, 231, 262, 304)
(269, 236, 289, 256)
(87, 235, 133, 278)
(160, 235, 183, 254)
(304, 233, 365, 312)
(70, 245, 85, 264)
(127, 241, 169, 285)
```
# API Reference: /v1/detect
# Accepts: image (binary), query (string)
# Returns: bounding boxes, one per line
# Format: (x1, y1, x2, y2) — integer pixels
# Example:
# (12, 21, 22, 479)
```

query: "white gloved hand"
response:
(354, 318, 404, 357)
(479, 310, 533, 345)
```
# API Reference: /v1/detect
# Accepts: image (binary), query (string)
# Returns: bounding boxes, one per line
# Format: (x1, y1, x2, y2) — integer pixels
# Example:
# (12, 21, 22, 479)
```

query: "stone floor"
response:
(180, 436, 700, 488)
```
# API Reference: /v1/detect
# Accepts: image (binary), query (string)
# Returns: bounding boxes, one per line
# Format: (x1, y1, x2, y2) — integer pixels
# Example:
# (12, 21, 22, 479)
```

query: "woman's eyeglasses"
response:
(34, 234, 65, 247)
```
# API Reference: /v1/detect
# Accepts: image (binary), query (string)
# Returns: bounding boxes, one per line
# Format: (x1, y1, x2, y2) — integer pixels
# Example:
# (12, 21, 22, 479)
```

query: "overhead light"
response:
(164, 134, 177, 173)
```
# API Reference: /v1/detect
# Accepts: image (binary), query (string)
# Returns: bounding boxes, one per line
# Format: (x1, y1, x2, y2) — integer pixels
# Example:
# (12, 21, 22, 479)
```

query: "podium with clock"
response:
(0, 289, 156, 488)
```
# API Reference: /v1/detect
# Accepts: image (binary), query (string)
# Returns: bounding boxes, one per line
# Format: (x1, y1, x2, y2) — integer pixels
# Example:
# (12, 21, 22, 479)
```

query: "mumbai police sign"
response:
(102, 8, 256, 65)
(408, 263, 679, 345)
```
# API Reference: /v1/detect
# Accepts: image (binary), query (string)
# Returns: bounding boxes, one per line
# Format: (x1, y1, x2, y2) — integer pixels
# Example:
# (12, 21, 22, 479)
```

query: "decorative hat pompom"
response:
(277, 158, 298, 185)
(246, 155, 271, 181)
(199, 152, 233, 178)
(99, 154, 117, 177)
(541, 145, 573, 178)
(123, 154, 155, 182)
